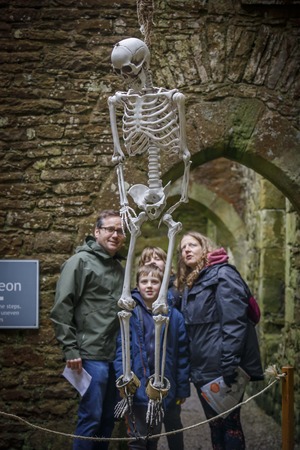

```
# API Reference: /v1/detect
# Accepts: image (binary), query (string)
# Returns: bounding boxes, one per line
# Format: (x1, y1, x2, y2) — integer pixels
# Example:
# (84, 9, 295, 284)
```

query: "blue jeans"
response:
(73, 360, 117, 450)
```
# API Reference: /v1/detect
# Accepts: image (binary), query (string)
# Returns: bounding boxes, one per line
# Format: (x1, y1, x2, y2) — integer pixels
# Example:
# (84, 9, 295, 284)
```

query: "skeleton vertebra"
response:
(109, 37, 191, 427)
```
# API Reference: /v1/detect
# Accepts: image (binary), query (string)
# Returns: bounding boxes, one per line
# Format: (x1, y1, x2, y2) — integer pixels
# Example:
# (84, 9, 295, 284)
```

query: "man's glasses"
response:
(100, 226, 125, 236)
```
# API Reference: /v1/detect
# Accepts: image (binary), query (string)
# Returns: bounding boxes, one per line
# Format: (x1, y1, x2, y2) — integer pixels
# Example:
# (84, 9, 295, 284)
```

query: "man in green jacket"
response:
(51, 209, 126, 450)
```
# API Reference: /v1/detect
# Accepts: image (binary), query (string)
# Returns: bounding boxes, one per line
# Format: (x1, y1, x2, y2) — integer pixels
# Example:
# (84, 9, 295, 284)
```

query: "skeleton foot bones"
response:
(109, 37, 191, 429)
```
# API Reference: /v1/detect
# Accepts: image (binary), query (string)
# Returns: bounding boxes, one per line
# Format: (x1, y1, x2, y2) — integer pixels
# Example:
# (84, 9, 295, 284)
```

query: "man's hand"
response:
(66, 358, 82, 374)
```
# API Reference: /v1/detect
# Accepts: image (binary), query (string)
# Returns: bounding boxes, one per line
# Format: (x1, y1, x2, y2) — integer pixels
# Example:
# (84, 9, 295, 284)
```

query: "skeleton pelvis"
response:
(128, 182, 171, 213)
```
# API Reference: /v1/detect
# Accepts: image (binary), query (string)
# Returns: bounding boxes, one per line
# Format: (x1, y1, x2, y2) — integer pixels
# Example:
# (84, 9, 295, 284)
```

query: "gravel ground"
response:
(158, 384, 299, 450)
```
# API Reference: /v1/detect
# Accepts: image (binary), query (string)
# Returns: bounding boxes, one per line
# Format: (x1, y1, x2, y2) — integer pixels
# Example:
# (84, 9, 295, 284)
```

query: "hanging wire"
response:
(137, 0, 154, 48)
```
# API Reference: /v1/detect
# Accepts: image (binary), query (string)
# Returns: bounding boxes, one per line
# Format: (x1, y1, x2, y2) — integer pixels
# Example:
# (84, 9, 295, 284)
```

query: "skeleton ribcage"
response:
(121, 94, 180, 156)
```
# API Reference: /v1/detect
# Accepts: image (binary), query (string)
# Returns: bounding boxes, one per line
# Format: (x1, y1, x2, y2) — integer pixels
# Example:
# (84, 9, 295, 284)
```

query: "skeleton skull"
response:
(111, 38, 150, 82)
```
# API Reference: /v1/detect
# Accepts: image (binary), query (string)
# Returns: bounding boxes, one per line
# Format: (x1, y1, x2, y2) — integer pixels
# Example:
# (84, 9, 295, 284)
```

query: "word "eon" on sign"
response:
(0, 260, 39, 329)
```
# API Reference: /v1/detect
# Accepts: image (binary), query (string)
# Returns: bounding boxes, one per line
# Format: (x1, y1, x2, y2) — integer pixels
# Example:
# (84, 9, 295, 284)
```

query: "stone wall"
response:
(242, 170, 300, 426)
(0, 1, 299, 449)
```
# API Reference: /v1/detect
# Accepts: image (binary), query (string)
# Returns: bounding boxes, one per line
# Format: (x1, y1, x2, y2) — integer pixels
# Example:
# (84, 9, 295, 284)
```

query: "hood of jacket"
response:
(75, 235, 125, 262)
(207, 247, 229, 266)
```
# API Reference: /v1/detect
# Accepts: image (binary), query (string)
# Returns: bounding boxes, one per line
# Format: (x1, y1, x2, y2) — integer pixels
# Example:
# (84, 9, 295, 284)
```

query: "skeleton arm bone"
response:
(165, 92, 191, 216)
(165, 155, 191, 217)
(173, 92, 189, 155)
(173, 91, 191, 202)
(108, 93, 126, 164)
(115, 163, 138, 232)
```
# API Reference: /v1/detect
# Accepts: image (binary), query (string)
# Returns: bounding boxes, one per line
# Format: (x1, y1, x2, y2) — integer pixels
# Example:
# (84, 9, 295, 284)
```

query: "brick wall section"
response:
(0, 1, 299, 449)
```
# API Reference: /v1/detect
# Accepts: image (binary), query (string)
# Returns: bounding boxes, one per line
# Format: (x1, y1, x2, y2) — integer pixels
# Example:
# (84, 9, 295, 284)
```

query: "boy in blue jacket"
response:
(114, 263, 190, 450)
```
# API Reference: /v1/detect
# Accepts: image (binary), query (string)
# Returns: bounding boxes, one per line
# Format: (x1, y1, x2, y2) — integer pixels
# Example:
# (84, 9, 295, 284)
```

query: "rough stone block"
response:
(256, 209, 285, 249)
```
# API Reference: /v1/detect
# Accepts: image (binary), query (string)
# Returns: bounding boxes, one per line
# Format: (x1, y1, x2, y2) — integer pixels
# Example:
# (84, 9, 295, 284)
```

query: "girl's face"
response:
(180, 235, 203, 268)
(144, 252, 165, 271)
(138, 272, 161, 307)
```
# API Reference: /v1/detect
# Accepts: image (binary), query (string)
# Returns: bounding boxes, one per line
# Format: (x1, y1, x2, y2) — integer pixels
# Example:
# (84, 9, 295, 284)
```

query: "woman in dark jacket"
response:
(175, 231, 264, 450)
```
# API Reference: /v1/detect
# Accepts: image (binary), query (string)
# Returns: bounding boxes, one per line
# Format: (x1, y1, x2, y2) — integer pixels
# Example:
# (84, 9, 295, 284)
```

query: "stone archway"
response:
(169, 179, 247, 270)
(183, 97, 300, 215)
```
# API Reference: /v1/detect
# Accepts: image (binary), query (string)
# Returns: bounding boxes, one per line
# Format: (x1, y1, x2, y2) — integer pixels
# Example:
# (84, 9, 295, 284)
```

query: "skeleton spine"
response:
(148, 146, 162, 188)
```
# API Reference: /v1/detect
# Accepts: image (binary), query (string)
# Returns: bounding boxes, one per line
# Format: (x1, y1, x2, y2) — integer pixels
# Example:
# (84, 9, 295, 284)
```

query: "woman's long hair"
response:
(174, 232, 215, 291)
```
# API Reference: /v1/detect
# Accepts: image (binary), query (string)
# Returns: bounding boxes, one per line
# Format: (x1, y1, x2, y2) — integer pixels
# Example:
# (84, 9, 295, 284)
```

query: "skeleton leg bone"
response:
(153, 315, 169, 387)
(115, 213, 147, 418)
(115, 310, 141, 418)
(119, 310, 132, 382)
(146, 315, 170, 427)
(152, 214, 182, 315)
(144, 215, 181, 426)
(118, 211, 148, 311)
(115, 207, 149, 419)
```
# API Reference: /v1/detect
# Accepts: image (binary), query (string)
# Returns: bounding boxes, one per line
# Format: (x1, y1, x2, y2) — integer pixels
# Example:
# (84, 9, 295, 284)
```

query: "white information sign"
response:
(0, 260, 39, 329)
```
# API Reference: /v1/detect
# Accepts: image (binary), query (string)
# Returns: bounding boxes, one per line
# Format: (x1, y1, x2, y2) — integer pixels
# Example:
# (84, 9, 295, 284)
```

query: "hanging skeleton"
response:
(108, 37, 191, 427)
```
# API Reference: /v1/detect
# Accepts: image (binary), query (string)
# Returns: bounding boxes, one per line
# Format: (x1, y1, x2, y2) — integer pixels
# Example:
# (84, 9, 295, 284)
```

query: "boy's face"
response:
(138, 272, 161, 307)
